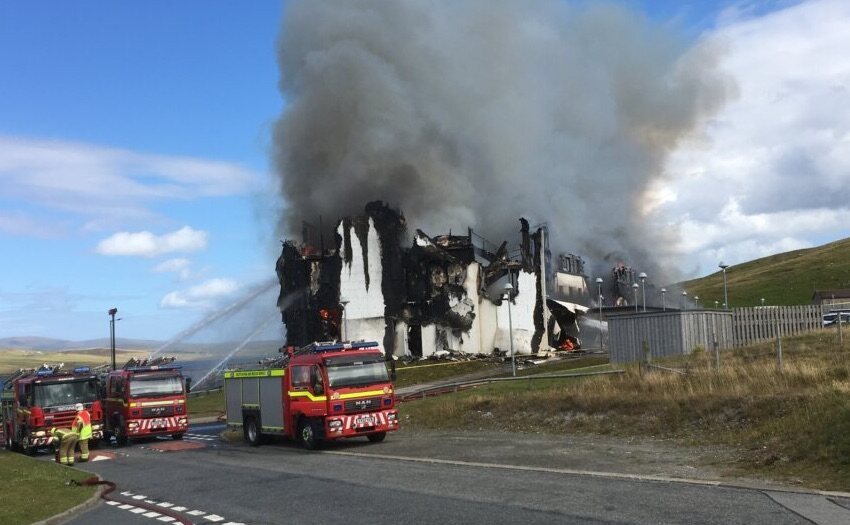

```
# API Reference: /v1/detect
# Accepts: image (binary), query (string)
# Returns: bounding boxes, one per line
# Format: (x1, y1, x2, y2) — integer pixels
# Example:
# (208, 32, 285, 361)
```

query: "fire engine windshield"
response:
(33, 379, 98, 408)
(129, 375, 183, 397)
(325, 355, 389, 388)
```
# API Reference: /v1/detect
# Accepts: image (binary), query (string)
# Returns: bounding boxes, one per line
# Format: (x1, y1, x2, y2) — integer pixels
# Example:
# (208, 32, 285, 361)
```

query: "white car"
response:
(823, 311, 850, 327)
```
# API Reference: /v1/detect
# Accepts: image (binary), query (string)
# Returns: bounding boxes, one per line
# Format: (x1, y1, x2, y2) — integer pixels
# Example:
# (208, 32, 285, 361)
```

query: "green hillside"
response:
(680, 237, 850, 307)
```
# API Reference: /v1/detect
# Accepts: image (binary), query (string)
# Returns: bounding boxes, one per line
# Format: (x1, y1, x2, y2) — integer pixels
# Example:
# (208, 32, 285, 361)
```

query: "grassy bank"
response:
(400, 330, 850, 489)
(0, 451, 96, 524)
(189, 389, 226, 419)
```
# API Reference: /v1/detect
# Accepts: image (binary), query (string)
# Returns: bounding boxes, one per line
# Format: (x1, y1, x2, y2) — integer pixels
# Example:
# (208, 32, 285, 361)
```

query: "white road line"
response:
(145, 500, 156, 504)
(130, 508, 147, 514)
(157, 517, 175, 523)
(204, 515, 224, 522)
(105, 501, 121, 506)
(222, 522, 246, 525)
(187, 510, 207, 516)
(143, 511, 161, 518)
(157, 502, 174, 508)
(118, 505, 135, 510)
(121, 491, 134, 496)
(171, 506, 188, 512)
(132, 494, 147, 500)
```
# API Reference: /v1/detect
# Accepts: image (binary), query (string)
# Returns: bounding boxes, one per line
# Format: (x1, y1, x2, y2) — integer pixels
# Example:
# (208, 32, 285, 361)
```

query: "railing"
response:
(733, 305, 824, 346)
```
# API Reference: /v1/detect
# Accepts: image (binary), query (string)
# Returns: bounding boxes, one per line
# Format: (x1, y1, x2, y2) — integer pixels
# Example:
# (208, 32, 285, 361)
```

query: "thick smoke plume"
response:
(273, 0, 729, 280)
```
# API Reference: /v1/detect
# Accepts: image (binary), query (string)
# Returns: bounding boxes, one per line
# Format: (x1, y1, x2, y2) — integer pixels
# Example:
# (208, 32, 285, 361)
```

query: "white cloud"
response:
(661, 0, 850, 274)
(0, 135, 258, 223)
(160, 278, 239, 309)
(152, 258, 192, 280)
(96, 226, 207, 257)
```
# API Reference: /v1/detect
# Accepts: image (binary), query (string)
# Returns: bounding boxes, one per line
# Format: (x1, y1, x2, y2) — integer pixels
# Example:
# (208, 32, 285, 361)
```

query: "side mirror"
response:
(185, 377, 192, 394)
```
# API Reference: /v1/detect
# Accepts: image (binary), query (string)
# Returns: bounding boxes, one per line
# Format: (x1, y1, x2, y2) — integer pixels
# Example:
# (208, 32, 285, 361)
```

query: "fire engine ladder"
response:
(2, 368, 35, 389)
(122, 356, 176, 369)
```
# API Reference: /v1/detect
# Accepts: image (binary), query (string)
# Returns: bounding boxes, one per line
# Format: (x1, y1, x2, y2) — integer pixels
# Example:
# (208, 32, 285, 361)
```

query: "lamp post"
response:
(719, 262, 729, 309)
(760, 298, 765, 307)
(694, 295, 700, 308)
(595, 277, 604, 351)
(108, 308, 118, 370)
(715, 300, 719, 309)
(340, 298, 349, 341)
(638, 272, 647, 312)
(632, 283, 640, 313)
(661, 288, 667, 311)
(504, 282, 516, 377)
(682, 291, 688, 309)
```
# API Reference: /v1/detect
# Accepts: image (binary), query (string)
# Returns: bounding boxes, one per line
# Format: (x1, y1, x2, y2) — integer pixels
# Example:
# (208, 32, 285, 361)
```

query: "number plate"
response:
(354, 415, 375, 427)
(150, 418, 166, 430)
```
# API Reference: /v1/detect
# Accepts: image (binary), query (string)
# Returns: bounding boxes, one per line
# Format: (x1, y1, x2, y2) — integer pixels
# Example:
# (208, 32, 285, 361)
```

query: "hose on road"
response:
(71, 476, 194, 525)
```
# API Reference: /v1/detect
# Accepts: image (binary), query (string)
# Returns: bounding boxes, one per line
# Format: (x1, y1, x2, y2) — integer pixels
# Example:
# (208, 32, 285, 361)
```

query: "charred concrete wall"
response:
(277, 201, 550, 356)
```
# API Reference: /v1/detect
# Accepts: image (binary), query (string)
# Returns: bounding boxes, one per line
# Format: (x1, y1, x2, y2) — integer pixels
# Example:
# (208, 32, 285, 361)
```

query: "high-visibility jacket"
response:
(51, 427, 79, 441)
(74, 409, 92, 440)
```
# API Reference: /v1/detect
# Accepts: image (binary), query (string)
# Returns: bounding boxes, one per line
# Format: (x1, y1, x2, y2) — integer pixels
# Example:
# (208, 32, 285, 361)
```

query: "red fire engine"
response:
(102, 357, 189, 445)
(1, 364, 104, 454)
(224, 341, 399, 449)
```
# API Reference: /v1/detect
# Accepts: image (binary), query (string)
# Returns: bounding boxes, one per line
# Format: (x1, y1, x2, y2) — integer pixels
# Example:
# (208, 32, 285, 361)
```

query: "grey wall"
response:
(608, 310, 734, 364)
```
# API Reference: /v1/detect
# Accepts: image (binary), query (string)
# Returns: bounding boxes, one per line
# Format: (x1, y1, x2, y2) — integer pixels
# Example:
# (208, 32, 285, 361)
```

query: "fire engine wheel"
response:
(244, 417, 261, 447)
(172, 433, 184, 440)
(367, 432, 387, 443)
(20, 432, 36, 456)
(297, 419, 320, 450)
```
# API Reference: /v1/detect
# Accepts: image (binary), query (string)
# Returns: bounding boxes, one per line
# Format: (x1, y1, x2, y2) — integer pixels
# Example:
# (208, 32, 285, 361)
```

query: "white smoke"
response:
(273, 0, 731, 280)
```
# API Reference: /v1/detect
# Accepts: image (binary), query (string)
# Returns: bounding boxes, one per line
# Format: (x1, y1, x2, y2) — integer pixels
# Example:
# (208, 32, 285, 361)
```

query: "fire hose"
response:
(69, 476, 193, 525)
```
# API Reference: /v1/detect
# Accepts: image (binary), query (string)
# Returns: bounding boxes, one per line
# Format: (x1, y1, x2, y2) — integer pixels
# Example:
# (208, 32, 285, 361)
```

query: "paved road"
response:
(39, 423, 849, 525)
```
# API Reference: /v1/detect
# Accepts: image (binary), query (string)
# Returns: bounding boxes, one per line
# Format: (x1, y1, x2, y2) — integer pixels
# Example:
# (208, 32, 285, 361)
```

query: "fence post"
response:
(839, 316, 844, 349)
(775, 314, 783, 371)
(640, 340, 650, 377)
(713, 318, 720, 370)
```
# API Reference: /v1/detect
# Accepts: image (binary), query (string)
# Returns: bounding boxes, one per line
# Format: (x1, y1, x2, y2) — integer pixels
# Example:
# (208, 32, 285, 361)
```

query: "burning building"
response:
(276, 202, 560, 357)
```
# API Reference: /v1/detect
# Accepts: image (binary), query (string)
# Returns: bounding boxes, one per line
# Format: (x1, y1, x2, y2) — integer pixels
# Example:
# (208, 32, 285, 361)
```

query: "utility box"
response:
(607, 310, 734, 364)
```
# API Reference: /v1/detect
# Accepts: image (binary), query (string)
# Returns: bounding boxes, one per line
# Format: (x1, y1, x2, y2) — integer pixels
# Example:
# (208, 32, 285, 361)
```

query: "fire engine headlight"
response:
(91, 424, 101, 430)
(128, 421, 139, 431)
(387, 412, 397, 422)
(328, 419, 343, 432)
(35, 431, 46, 437)
(178, 417, 187, 426)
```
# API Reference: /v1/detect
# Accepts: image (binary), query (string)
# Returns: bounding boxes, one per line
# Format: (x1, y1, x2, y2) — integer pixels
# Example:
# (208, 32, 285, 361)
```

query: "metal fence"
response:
(732, 305, 824, 346)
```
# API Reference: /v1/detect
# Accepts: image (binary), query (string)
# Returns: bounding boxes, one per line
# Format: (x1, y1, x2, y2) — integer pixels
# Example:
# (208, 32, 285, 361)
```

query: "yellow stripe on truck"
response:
(338, 390, 390, 399)
(224, 369, 285, 379)
(288, 391, 327, 402)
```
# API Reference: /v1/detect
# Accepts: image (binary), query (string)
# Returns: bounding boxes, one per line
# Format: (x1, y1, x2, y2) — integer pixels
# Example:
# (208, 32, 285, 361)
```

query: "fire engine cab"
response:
(224, 341, 399, 449)
(102, 356, 189, 445)
(1, 364, 104, 454)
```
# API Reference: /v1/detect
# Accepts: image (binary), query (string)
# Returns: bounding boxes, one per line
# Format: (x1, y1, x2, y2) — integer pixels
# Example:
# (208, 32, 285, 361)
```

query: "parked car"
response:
(823, 311, 850, 327)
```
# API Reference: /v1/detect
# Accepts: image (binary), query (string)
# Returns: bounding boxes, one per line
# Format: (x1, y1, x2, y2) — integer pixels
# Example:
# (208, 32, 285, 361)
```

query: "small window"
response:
(291, 366, 311, 389)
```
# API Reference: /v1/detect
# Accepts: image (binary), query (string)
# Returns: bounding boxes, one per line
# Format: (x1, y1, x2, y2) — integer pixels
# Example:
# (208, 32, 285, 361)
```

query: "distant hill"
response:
(0, 336, 162, 351)
(680, 237, 850, 307)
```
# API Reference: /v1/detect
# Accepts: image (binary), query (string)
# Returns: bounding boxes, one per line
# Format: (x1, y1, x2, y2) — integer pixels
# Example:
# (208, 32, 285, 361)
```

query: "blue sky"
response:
(3, 0, 849, 341)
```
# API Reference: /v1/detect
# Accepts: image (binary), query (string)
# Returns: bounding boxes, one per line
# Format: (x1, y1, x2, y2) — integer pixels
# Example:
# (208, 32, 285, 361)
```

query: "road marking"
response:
(130, 508, 147, 514)
(105, 501, 120, 506)
(204, 515, 224, 522)
(765, 491, 850, 525)
(145, 500, 156, 504)
(91, 455, 111, 462)
(187, 510, 207, 516)
(157, 517, 175, 523)
(157, 502, 174, 508)
(222, 522, 246, 525)
(143, 511, 161, 518)
(132, 494, 147, 500)
(118, 504, 135, 510)
(121, 491, 134, 496)
(171, 506, 188, 512)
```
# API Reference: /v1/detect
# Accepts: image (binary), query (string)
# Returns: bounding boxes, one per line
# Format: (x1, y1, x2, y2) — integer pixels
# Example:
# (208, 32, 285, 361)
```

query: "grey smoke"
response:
(273, 0, 730, 281)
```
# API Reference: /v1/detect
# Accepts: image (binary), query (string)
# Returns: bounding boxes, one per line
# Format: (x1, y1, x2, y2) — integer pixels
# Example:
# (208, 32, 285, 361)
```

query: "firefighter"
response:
(50, 427, 79, 466)
(73, 402, 92, 462)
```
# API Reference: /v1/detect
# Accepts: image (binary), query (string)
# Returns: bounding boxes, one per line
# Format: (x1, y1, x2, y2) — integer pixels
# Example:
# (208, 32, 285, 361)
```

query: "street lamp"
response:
(638, 272, 647, 312)
(694, 295, 700, 308)
(661, 288, 667, 311)
(719, 261, 729, 310)
(682, 291, 688, 310)
(760, 298, 765, 307)
(108, 308, 119, 370)
(632, 283, 640, 313)
(595, 277, 604, 351)
(503, 282, 516, 377)
(339, 297, 350, 341)
(714, 300, 719, 309)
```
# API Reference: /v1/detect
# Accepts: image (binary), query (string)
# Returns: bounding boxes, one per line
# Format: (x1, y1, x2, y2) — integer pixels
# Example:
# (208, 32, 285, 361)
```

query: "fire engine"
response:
(224, 340, 399, 449)
(101, 356, 189, 445)
(1, 364, 104, 454)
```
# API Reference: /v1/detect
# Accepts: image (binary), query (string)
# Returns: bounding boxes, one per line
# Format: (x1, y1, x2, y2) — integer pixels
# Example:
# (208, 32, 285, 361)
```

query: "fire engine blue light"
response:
(126, 365, 182, 372)
(308, 341, 380, 353)
(74, 366, 91, 374)
(36, 369, 54, 376)
(333, 404, 343, 412)
(383, 398, 391, 406)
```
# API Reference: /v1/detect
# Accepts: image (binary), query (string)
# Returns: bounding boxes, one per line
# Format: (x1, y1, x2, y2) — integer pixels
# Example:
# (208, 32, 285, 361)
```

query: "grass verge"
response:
(393, 360, 501, 388)
(0, 451, 96, 525)
(188, 389, 225, 419)
(400, 330, 850, 490)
